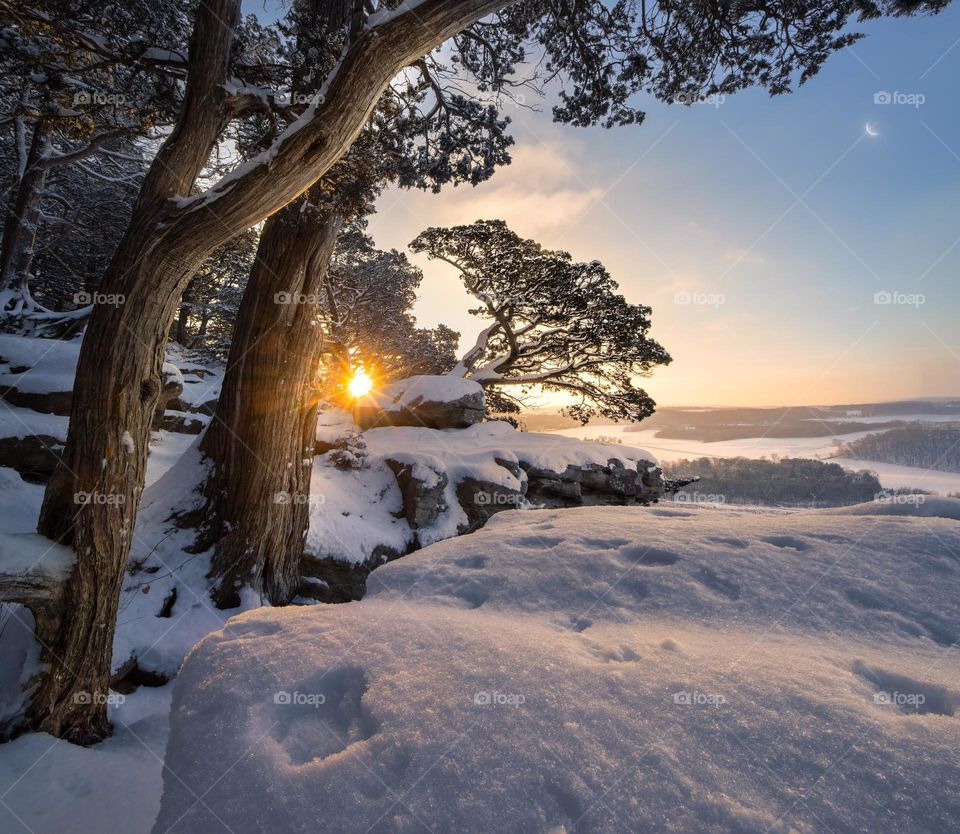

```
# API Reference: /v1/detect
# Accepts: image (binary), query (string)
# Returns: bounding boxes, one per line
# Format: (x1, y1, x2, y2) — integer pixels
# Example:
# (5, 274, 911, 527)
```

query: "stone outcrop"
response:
(0, 434, 63, 483)
(356, 375, 485, 430)
(524, 458, 663, 506)
(298, 429, 664, 603)
(384, 458, 449, 530)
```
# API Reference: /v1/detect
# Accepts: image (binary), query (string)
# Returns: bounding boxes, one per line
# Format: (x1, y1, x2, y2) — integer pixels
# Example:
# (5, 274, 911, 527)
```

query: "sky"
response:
(353, 6, 960, 408)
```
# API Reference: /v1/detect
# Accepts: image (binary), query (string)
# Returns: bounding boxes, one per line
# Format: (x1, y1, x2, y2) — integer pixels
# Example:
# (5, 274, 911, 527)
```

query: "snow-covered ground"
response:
(1, 466, 959, 832)
(1, 331, 959, 832)
(555, 423, 960, 494)
(152, 501, 960, 834)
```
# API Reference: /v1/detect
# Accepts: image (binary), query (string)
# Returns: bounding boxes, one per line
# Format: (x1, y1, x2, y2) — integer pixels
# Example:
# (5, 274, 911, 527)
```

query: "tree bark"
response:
(30, 0, 510, 743)
(0, 123, 49, 305)
(201, 203, 341, 608)
(28, 0, 242, 744)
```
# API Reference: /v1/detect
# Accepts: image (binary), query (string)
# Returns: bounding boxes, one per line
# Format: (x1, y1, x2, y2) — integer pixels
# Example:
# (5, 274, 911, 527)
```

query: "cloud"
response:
(443, 184, 605, 236)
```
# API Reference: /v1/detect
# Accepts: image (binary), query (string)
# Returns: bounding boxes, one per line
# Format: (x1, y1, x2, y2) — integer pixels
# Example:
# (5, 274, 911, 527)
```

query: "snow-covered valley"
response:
(554, 422, 960, 495)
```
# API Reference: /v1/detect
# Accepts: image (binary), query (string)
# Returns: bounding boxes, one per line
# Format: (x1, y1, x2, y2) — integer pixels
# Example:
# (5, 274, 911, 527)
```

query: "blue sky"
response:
(247, 2, 960, 406)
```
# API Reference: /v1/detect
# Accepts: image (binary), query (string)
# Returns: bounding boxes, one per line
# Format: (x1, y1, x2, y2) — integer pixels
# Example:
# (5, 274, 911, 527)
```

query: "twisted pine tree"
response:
(411, 220, 671, 423)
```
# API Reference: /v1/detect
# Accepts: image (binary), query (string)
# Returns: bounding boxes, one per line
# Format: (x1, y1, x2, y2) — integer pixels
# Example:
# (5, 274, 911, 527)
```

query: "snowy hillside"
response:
(154, 502, 960, 834)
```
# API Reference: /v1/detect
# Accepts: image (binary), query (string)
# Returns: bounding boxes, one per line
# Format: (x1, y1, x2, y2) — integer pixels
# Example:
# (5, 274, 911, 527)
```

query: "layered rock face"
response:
(301, 385, 663, 603)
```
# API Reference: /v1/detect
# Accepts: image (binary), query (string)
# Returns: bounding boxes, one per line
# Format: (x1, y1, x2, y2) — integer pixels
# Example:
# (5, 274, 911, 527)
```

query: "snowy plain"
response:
(554, 422, 960, 494)
(154, 502, 960, 834)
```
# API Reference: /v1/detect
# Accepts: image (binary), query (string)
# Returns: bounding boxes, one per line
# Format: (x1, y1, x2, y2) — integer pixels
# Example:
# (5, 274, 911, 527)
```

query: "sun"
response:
(347, 367, 374, 398)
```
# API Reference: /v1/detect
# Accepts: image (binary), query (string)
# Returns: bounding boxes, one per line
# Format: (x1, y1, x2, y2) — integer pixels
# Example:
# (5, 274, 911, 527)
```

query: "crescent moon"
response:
(865, 122, 880, 137)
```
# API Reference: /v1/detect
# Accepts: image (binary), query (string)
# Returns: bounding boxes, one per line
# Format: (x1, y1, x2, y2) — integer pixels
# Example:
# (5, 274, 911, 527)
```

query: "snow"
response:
(154, 503, 960, 834)
(556, 423, 960, 494)
(0, 333, 79, 395)
(363, 374, 483, 408)
(829, 456, 960, 495)
(0, 687, 171, 834)
(0, 405, 67, 441)
(308, 419, 658, 564)
(121, 430, 135, 454)
(161, 361, 184, 390)
(0, 532, 73, 577)
(823, 494, 960, 520)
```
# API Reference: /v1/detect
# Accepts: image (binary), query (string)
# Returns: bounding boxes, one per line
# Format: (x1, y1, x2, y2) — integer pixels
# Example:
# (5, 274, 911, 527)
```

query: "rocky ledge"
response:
(299, 416, 662, 603)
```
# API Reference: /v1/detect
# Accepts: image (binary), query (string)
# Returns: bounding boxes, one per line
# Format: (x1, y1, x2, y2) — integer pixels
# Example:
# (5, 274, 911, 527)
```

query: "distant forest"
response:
(663, 456, 883, 508)
(838, 425, 960, 473)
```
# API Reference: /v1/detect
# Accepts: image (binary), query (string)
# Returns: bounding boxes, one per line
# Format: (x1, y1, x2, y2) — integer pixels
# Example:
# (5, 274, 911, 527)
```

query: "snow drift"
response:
(155, 503, 960, 834)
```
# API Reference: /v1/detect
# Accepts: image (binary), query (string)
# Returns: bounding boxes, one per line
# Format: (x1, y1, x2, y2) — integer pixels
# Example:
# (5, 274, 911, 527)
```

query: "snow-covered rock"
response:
(356, 375, 486, 429)
(155, 504, 960, 834)
(303, 419, 661, 600)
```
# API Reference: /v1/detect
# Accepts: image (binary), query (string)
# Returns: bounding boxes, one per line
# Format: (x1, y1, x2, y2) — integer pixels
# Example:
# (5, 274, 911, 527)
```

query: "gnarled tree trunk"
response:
(0, 123, 49, 308)
(28, 0, 242, 744)
(27, 0, 511, 742)
(202, 205, 341, 608)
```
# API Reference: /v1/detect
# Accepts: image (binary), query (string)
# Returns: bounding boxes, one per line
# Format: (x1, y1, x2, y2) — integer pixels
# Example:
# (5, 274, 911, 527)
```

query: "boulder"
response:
(384, 458, 449, 530)
(456, 475, 526, 533)
(357, 375, 485, 430)
(298, 544, 408, 604)
(0, 434, 63, 482)
(523, 458, 662, 507)
(0, 386, 72, 416)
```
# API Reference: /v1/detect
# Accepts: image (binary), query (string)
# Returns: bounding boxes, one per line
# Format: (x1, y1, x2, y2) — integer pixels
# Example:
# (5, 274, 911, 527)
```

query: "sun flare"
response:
(347, 367, 374, 398)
